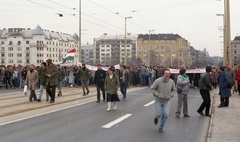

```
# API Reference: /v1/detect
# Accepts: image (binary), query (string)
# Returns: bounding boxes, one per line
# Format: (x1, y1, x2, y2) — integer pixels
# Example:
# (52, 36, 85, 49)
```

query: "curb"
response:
(206, 89, 218, 142)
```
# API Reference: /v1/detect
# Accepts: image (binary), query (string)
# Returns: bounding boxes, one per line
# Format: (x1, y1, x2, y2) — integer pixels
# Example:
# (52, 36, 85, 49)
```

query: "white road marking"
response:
(144, 100, 155, 107)
(0, 100, 95, 127)
(102, 114, 132, 128)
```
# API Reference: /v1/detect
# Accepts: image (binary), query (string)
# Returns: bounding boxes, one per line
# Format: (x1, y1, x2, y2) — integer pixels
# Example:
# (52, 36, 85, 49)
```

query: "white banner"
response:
(169, 68, 205, 74)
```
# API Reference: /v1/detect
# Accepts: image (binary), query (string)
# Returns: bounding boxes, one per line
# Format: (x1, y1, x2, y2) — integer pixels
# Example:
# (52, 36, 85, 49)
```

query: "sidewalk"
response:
(208, 91, 240, 142)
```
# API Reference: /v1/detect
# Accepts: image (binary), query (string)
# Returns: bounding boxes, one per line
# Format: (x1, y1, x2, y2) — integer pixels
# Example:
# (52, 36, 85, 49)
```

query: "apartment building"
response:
(94, 34, 137, 66)
(137, 33, 190, 67)
(0, 25, 79, 66)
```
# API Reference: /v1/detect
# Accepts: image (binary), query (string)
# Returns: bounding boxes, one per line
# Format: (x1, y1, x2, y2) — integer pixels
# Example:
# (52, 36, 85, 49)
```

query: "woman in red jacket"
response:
(235, 66, 240, 95)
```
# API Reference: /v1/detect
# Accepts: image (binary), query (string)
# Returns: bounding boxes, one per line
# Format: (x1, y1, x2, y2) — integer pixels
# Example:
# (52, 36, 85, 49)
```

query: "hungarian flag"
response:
(62, 48, 76, 63)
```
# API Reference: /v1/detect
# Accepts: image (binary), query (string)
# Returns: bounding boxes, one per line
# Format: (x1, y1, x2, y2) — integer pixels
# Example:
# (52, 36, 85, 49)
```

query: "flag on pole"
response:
(62, 48, 76, 63)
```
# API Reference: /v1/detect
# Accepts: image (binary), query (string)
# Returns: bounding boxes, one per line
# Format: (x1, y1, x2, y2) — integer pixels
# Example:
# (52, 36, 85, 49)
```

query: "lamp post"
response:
(217, 0, 231, 66)
(78, 0, 81, 63)
(148, 30, 154, 67)
(124, 16, 132, 66)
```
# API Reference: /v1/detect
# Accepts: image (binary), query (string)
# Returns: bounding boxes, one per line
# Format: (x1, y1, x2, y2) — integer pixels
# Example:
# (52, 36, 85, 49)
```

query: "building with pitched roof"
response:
(0, 25, 79, 66)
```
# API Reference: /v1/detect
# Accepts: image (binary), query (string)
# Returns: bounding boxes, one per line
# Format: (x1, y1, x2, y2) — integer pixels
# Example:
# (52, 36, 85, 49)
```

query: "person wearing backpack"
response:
(218, 66, 231, 107)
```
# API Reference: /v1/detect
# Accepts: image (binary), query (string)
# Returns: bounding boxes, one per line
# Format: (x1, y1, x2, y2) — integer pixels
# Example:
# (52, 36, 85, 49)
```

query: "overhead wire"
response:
(46, 0, 124, 31)
(26, 0, 122, 34)
(87, 0, 148, 32)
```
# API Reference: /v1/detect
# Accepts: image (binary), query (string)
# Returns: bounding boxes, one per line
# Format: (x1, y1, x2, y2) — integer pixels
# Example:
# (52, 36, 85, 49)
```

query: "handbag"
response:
(228, 80, 235, 88)
(177, 88, 182, 93)
(23, 85, 27, 95)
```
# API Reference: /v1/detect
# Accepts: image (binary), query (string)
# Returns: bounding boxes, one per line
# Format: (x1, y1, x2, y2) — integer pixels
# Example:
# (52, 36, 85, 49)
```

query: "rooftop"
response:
(138, 33, 182, 40)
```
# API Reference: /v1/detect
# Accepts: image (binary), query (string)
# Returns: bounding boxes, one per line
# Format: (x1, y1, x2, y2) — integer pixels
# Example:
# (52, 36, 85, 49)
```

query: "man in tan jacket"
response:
(46, 59, 58, 103)
(25, 64, 39, 102)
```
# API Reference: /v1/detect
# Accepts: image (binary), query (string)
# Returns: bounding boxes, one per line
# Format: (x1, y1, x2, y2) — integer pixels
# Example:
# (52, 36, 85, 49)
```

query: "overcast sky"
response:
(0, 0, 239, 57)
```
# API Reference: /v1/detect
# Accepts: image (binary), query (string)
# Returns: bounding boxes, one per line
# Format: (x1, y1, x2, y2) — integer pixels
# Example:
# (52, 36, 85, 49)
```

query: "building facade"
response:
(81, 44, 96, 65)
(94, 34, 137, 66)
(232, 36, 240, 65)
(137, 34, 190, 67)
(0, 25, 79, 66)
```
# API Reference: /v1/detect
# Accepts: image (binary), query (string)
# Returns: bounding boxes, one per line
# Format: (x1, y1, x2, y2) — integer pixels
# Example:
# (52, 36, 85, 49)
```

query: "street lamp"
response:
(148, 29, 154, 67)
(124, 16, 132, 66)
(78, 0, 81, 63)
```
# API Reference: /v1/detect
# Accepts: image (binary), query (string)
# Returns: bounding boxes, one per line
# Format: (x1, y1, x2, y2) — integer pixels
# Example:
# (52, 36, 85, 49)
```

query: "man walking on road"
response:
(120, 65, 129, 100)
(25, 64, 39, 102)
(80, 63, 91, 96)
(37, 62, 49, 102)
(46, 59, 58, 103)
(94, 64, 106, 103)
(197, 65, 212, 117)
(150, 69, 175, 133)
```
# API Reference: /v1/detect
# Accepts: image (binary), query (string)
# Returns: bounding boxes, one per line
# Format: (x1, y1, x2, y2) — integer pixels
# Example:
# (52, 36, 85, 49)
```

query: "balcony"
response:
(30, 43, 45, 47)
(0, 50, 5, 53)
(25, 50, 30, 53)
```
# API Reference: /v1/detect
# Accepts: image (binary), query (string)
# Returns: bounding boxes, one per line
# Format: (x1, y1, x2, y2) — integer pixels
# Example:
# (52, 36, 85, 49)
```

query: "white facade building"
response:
(0, 25, 79, 66)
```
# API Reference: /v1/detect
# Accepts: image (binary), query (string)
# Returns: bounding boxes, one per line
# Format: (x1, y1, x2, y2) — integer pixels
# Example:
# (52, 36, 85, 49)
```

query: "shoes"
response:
(107, 108, 110, 111)
(87, 90, 89, 95)
(218, 104, 225, 108)
(36, 99, 41, 102)
(83, 93, 86, 96)
(154, 117, 158, 125)
(197, 111, 204, 116)
(158, 128, 164, 133)
(46, 99, 49, 102)
(49, 100, 55, 103)
(96, 101, 100, 103)
(114, 104, 117, 110)
(103, 98, 105, 102)
(176, 115, 180, 118)
(184, 114, 190, 117)
(205, 114, 212, 117)
(29, 100, 32, 102)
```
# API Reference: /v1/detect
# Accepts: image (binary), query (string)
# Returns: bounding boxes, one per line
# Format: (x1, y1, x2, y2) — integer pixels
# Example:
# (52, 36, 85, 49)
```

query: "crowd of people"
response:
(1, 61, 239, 132)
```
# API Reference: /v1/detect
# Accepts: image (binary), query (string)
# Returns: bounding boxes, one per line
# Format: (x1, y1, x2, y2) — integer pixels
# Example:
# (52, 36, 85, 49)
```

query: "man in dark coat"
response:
(46, 59, 58, 103)
(94, 64, 106, 103)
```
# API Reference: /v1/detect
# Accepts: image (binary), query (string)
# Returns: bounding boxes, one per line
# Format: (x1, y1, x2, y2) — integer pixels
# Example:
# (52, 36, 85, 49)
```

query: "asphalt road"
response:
(0, 88, 210, 142)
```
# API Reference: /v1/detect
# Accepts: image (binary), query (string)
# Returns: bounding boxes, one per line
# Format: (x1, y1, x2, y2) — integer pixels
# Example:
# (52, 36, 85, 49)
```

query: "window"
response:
(9, 41, 13, 45)
(26, 47, 29, 50)
(17, 53, 22, 57)
(18, 41, 21, 45)
(161, 46, 164, 50)
(1, 41, 4, 44)
(17, 60, 22, 63)
(26, 41, 29, 44)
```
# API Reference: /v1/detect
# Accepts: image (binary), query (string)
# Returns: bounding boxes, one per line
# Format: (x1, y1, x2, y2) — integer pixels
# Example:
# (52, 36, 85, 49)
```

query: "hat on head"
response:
(41, 62, 47, 67)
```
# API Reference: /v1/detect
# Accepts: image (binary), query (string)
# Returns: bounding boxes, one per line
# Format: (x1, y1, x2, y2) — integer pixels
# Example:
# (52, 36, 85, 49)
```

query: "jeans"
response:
(148, 77, 153, 87)
(58, 80, 63, 93)
(81, 80, 89, 95)
(141, 75, 146, 86)
(38, 85, 49, 100)
(120, 82, 127, 98)
(155, 99, 170, 129)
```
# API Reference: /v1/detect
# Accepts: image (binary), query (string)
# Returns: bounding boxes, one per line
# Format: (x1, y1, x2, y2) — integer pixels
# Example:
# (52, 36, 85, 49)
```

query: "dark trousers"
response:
(29, 90, 37, 101)
(96, 83, 105, 101)
(120, 82, 127, 98)
(220, 97, 229, 106)
(198, 89, 211, 115)
(46, 83, 56, 102)
(5, 77, 11, 88)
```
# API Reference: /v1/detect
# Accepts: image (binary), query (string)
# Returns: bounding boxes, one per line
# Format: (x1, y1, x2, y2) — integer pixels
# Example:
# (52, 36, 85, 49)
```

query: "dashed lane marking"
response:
(102, 114, 132, 128)
(144, 100, 155, 107)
